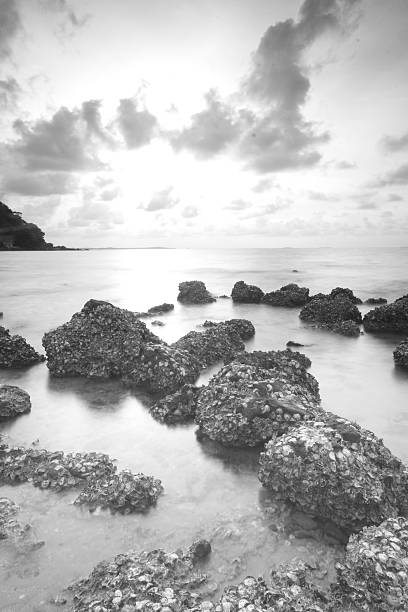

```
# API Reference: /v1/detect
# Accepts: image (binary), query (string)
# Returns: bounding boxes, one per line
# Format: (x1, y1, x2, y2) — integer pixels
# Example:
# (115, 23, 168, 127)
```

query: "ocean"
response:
(0, 247, 407, 610)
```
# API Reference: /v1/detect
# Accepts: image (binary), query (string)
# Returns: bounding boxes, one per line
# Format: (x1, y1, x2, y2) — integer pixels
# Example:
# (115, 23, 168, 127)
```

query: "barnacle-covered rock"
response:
(330, 287, 362, 304)
(231, 280, 264, 303)
(69, 546, 208, 612)
(0, 385, 31, 419)
(262, 283, 309, 307)
(364, 295, 408, 333)
(333, 517, 408, 611)
(0, 325, 44, 367)
(0, 496, 43, 550)
(177, 281, 216, 304)
(259, 421, 408, 533)
(394, 338, 408, 369)
(300, 294, 362, 336)
(149, 384, 201, 424)
(74, 469, 163, 514)
(195, 351, 321, 447)
(331, 320, 361, 337)
(147, 303, 174, 315)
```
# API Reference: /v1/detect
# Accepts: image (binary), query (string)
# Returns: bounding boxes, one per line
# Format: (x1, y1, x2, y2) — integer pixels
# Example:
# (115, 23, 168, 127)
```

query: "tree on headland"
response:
(0, 201, 56, 250)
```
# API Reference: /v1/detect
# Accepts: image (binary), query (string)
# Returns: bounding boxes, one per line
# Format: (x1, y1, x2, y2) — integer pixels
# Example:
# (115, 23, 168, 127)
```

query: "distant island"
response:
(0, 201, 73, 251)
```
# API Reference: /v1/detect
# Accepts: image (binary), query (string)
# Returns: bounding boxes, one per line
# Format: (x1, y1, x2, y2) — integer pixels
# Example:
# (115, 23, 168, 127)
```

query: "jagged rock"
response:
(0, 385, 31, 419)
(364, 295, 408, 333)
(195, 351, 321, 447)
(0, 325, 44, 367)
(69, 546, 208, 612)
(148, 303, 174, 315)
(187, 539, 211, 562)
(394, 338, 408, 369)
(231, 280, 264, 303)
(333, 517, 408, 612)
(177, 281, 216, 304)
(149, 384, 201, 424)
(286, 340, 305, 347)
(300, 294, 362, 336)
(262, 284, 309, 307)
(259, 420, 408, 534)
(331, 320, 361, 337)
(330, 287, 362, 304)
(365, 297, 387, 305)
(74, 469, 163, 514)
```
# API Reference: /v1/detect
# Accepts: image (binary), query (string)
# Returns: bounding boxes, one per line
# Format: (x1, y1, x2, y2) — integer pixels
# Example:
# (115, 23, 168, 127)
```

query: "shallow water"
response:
(0, 248, 407, 610)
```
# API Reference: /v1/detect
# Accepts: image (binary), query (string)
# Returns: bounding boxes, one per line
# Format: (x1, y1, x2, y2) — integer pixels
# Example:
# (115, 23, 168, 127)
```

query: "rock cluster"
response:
(259, 419, 408, 534)
(364, 295, 408, 333)
(0, 325, 45, 367)
(365, 297, 387, 305)
(333, 516, 408, 611)
(231, 281, 264, 303)
(299, 294, 362, 336)
(262, 283, 309, 307)
(149, 384, 201, 424)
(147, 303, 174, 315)
(394, 339, 408, 369)
(195, 350, 321, 447)
(0, 385, 31, 419)
(177, 281, 216, 304)
(329, 287, 362, 304)
(69, 545, 209, 612)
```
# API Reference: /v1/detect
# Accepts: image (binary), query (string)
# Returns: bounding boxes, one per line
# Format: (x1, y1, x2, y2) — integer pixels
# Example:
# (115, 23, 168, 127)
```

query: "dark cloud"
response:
(378, 164, 408, 186)
(388, 193, 403, 202)
(224, 199, 252, 211)
(0, 0, 20, 59)
(144, 187, 178, 212)
(0, 77, 20, 108)
(2, 172, 77, 196)
(117, 97, 157, 149)
(381, 131, 408, 153)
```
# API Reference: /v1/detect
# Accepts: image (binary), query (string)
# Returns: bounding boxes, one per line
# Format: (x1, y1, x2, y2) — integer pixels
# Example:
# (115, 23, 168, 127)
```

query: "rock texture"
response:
(177, 281, 216, 304)
(147, 303, 174, 315)
(262, 283, 309, 307)
(364, 295, 408, 333)
(231, 280, 264, 303)
(329, 287, 362, 304)
(0, 497, 43, 551)
(365, 297, 387, 305)
(299, 294, 362, 336)
(259, 419, 408, 534)
(149, 384, 201, 424)
(0, 325, 44, 367)
(394, 338, 408, 369)
(0, 385, 31, 419)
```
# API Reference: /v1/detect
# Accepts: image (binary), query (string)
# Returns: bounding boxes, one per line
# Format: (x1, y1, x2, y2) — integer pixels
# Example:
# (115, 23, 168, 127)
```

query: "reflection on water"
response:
(0, 248, 408, 610)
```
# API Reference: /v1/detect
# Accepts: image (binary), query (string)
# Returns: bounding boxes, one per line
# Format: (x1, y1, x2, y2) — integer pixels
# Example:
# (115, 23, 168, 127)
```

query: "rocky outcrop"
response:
(365, 297, 387, 305)
(195, 350, 321, 447)
(0, 326, 45, 367)
(262, 283, 309, 307)
(231, 280, 264, 303)
(331, 320, 361, 337)
(0, 385, 31, 419)
(259, 419, 408, 534)
(329, 287, 362, 304)
(299, 294, 362, 336)
(363, 295, 408, 333)
(149, 384, 201, 424)
(394, 338, 408, 369)
(177, 281, 216, 304)
(0, 201, 56, 250)
(147, 303, 174, 315)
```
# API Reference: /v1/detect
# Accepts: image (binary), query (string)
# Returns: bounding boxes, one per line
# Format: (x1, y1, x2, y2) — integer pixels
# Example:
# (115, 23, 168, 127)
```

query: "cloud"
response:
(336, 160, 355, 169)
(252, 178, 274, 193)
(381, 131, 408, 153)
(357, 201, 377, 210)
(143, 187, 178, 212)
(308, 190, 341, 202)
(378, 164, 408, 186)
(19, 197, 62, 223)
(40, 0, 91, 35)
(0, 0, 21, 59)
(0, 77, 20, 108)
(224, 199, 252, 211)
(241, 202, 289, 219)
(117, 97, 157, 149)
(181, 205, 198, 218)
(388, 193, 403, 202)
(2, 171, 77, 195)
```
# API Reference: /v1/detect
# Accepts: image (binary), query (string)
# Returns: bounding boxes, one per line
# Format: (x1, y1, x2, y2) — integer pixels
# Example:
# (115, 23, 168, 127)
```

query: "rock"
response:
(394, 338, 408, 369)
(334, 517, 408, 612)
(0, 325, 45, 367)
(365, 297, 387, 305)
(151, 320, 165, 326)
(286, 340, 305, 347)
(178, 281, 216, 304)
(218, 294, 230, 299)
(259, 419, 408, 534)
(149, 384, 201, 424)
(331, 320, 361, 337)
(148, 303, 174, 315)
(188, 539, 211, 562)
(0, 496, 43, 550)
(74, 469, 163, 514)
(195, 350, 321, 447)
(299, 294, 362, 336)
(0, 385, 31, 419)
(69, 546, 208, 612)
(231, 281, 264, 303)
(330, 287, 362, 304)
(262, 284, 309, 307)
(292, 269, 299, 272)
(364, 295, 408, 333)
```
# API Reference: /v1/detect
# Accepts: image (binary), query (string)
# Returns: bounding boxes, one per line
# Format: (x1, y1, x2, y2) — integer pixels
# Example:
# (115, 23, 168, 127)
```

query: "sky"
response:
(0, 0, 407, 248)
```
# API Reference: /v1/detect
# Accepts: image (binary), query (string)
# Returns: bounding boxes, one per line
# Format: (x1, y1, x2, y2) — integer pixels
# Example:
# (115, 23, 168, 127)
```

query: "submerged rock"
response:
(262, 283, 309, 307)
(394, 338, 408, 369)
(151, 320, 165, 326)
(259, 420, 408, 534)
(364, 295, 408, 333)
(177, 281, 216, 304)
(187, 538, 211, 562)
(195, 350, 321, 447)
(334, 516, 408, 612)
(0, 325, 44, 367)
(0, 497, 43, 551)
(231, 280, 264, 303)
(147, 303, 174, 315)
(365, 297, 387, 305)
(299, 294, 362, 336)
(0, 385, 31, 419)
(149, 384, 201, 424)
(330, 287, 362, 304)
(286, 340, 305, 347)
